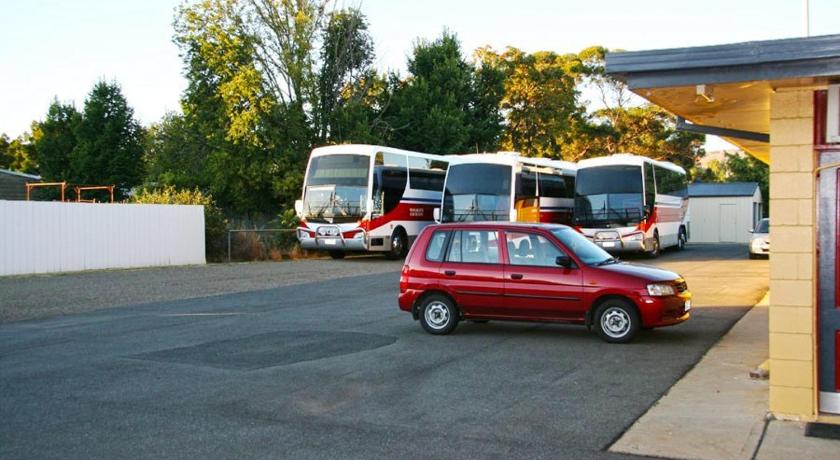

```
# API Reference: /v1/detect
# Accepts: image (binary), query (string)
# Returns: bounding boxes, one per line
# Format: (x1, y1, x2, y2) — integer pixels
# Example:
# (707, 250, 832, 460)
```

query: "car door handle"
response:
(444, 270, 457, 277)
(510, 273, 524, 280)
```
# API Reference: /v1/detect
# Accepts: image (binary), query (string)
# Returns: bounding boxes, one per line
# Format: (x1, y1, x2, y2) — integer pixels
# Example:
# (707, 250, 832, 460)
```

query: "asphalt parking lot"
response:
(0, 244, 768, 459)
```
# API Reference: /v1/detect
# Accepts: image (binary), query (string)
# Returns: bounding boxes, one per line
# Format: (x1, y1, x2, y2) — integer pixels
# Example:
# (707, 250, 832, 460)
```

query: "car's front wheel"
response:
(594, 299, 640, 343)
(419, 295, 459, 335)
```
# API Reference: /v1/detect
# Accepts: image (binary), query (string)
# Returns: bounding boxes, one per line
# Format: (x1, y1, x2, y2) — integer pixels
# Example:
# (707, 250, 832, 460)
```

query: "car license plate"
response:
(685, 300, 691, 311)
(601, 241, 616, 248)
(323, 238, 338, 246)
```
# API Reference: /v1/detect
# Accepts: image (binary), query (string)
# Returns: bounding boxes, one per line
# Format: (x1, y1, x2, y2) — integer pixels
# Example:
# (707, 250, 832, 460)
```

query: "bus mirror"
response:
(294, 199, 303, 217)
(433, 207, 441, 222)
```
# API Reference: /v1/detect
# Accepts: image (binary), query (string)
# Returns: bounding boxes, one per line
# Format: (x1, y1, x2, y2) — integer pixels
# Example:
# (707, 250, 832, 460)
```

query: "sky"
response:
(2, 0, 839, 151)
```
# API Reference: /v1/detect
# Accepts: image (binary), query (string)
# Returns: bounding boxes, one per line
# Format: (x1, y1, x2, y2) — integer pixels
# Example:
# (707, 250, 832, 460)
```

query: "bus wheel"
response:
(677, 228, 687, 250)
(647, 233, 660, 258)
(328, 251, 345, 259)
(385, 228, 407, 260)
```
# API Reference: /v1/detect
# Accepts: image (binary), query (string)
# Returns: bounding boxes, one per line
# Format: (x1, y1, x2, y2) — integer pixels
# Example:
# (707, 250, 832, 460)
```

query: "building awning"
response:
(605, 34, 840, 163)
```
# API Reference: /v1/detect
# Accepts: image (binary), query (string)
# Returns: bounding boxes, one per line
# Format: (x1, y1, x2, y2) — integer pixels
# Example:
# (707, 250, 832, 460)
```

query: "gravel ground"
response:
(0, 256, 403, 323)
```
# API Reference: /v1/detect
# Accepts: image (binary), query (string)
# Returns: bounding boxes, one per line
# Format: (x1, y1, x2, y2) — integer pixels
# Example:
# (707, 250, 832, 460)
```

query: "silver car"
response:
(749, 218, 769, 259)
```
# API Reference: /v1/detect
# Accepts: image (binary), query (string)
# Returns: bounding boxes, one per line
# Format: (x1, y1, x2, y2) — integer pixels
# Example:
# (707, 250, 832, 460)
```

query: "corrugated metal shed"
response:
(688, 182, 763, 243)
(0, 168, 41, 200)
(688, 182, 759, 198)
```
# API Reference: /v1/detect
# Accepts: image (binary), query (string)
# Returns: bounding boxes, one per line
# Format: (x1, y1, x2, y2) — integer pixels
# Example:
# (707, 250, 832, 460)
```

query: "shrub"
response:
(131, 186, 228, 260)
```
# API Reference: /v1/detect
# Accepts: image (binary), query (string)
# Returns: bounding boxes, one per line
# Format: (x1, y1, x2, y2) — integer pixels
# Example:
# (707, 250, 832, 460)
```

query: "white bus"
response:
(295, 144, 450, 259)
(437, 152, 577, 224)
(574, 153, 689, 257)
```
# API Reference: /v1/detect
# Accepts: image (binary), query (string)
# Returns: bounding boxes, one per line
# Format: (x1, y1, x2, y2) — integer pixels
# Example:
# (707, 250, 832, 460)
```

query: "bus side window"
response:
(644, 163, 656, 212)
(408, 157, 448, 191)
(375, 152, 408, 214)
(537, 172, 573, 198)
(654, 165, 686, 197)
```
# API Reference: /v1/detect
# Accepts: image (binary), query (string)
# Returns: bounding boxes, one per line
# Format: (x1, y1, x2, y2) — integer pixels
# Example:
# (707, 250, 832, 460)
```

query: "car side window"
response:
(445, 230, 500, 264)
(425, 230, 449, 262)
(505, 232, 567, 267)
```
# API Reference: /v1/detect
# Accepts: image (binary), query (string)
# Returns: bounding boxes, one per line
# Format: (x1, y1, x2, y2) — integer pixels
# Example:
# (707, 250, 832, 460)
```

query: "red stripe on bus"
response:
(836, 331, 840, 392)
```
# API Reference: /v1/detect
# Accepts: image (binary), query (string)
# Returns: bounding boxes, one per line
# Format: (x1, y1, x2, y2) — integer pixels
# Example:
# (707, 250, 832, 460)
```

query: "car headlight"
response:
(647, 283, 676, 296)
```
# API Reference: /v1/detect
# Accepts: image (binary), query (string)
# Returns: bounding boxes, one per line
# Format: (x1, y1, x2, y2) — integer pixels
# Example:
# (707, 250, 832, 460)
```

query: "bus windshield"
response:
(574, 165, 645, 228)
(442, 163, 511, 222)
(303, 154, 369, 223)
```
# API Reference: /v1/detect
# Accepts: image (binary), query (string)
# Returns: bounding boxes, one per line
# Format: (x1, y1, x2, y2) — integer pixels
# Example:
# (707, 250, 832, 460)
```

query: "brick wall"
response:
(767, 88, 817, 419)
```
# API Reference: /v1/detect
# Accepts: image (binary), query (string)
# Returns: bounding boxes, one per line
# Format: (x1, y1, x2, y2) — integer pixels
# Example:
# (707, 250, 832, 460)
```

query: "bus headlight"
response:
(298, 229, 310, 239)
(647, 283, 676, 296)
(624, 232, 644, 242)
(353, 231, 365, 239)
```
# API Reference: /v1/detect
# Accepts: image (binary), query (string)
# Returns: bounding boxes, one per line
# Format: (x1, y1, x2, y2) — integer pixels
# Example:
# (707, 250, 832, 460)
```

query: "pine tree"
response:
(71, 81, 145, 199)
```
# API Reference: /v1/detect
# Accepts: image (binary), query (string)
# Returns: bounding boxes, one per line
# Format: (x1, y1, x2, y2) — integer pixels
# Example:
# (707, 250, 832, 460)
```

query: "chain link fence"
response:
(226, 228, 308, 262)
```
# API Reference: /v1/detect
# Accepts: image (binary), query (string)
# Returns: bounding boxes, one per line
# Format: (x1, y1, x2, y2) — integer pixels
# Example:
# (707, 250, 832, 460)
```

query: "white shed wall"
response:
(688, 192, 760, 243)
(0, 201, 205, 276)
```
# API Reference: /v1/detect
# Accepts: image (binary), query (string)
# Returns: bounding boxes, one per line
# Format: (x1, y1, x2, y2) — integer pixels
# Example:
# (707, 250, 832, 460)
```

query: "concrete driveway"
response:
(0, 244, 768, 459)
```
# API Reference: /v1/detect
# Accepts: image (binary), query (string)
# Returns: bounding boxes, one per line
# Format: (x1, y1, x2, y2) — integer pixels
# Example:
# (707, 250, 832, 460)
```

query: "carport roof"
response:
(688, 182, 759, 198)
(605, 34, 840, 163)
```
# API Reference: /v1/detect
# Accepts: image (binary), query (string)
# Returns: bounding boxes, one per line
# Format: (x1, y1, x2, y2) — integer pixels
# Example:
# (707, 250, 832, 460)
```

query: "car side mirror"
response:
(555, 255, 573, 268)
(433, 207, 441, 223)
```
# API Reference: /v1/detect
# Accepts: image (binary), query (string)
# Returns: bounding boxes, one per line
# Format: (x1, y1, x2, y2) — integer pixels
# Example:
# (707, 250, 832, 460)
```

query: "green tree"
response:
(144, 112, 211, 190)
(695, 152, 769, 214)
(575, 46, 705, 170)
(384, 31, 503, 154)
(71, 81, 146, 198)
(481, 47, 583, 159)
(5, 130, 39, 173)
(315, 8, 375, 142)
(34, 100, 81, 182)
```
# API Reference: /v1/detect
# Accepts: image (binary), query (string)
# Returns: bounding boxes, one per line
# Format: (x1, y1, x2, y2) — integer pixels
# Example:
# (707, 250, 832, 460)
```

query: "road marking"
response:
(159, 313, 245, 317)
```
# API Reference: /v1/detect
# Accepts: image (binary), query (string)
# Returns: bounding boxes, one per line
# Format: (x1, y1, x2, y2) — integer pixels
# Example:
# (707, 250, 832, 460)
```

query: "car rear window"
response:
(425, 230, 449, 262)
(445, 230, 500, 264)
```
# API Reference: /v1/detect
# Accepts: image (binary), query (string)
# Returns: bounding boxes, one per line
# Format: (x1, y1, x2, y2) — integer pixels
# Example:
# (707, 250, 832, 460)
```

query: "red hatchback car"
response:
(399, 223, 691, 343)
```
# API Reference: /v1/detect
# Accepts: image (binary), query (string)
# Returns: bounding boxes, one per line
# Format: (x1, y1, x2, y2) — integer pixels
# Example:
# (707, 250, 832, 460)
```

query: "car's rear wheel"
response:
(328, 250, 345, 259)
(594, 299, 640, 343)
(419, 295, 459, 335)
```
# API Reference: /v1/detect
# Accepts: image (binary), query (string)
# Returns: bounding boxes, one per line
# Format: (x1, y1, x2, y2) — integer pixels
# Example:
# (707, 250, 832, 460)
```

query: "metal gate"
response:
(818, 151, 840, 414)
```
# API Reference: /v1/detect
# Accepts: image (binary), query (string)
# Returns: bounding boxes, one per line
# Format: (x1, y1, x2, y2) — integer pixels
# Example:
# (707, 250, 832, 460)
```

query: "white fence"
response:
(0, 200, 205, 276)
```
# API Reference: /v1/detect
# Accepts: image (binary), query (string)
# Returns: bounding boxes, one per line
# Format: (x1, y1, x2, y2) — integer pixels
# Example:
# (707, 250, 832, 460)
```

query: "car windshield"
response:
(551, 227, 615, 266)
(574, 165, 645, 227)
(755, 219, 769, 233)
(303, 154, 369, 223)
(442, 163, 511, 222)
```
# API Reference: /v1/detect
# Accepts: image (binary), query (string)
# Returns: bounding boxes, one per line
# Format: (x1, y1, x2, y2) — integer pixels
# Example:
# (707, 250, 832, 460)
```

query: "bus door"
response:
(819, 151, 840, 415)
(515, 166, 540, 222)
